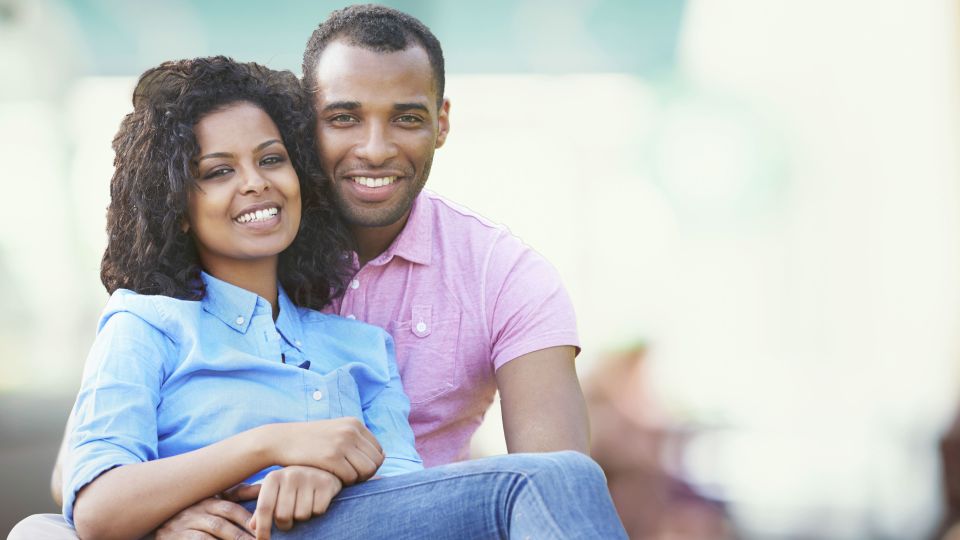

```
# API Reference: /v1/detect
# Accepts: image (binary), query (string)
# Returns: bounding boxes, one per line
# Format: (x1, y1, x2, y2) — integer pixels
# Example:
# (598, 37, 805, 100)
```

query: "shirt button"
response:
(312, 390, 323, 401)
(416, 321, 427, 333)
(347, 314, 356, 320)
(295, 340, 302, 347)
(350, 279, 360, 289)
(235, 316, 245, 326)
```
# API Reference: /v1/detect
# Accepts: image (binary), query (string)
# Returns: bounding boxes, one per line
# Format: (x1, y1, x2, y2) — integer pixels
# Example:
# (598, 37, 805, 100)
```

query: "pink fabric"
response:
(324, 191, 579, 467)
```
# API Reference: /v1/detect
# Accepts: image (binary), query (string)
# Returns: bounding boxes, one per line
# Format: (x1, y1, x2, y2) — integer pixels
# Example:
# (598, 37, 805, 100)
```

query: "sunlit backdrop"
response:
(1, 1, 958, 539)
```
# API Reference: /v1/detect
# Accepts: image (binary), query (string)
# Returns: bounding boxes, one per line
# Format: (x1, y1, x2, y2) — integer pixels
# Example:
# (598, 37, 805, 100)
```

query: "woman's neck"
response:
(203, 257, 280, 319)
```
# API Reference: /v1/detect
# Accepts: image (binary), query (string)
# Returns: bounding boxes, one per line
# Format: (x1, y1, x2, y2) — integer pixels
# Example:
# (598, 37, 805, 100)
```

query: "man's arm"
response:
(496, 345, 590, 454)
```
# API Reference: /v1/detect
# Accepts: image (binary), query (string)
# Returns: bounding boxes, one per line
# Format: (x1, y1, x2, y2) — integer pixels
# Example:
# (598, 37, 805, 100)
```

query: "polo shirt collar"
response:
(372, 191, 432, 266)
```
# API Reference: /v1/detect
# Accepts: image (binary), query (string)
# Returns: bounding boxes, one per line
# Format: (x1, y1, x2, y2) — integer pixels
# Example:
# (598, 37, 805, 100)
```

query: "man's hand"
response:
(154, 495, 255, 540)
(249, 466, 343, 540)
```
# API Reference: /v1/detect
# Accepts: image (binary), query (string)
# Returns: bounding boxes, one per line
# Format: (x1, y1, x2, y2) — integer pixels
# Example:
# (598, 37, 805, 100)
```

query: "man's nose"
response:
(355, 121, 399, 165)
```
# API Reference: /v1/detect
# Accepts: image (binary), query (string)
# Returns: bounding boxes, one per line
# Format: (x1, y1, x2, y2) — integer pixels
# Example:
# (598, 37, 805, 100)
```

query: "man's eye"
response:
(329, 114, 357, 124)
(396, 115, 422, 123)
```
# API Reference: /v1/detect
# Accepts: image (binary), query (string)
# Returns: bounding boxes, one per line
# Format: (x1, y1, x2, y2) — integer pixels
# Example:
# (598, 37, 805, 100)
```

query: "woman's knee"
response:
(487, 450, 607, 486)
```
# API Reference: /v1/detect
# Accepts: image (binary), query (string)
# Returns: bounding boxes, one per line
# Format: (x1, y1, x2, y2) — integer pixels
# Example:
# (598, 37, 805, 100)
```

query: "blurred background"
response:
(2, 0, 959, 538)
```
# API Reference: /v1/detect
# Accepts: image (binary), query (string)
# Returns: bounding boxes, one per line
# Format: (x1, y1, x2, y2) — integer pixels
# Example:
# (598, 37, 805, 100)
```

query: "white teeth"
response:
(352, 176, 397, 188)
(235, 207, 278, 224)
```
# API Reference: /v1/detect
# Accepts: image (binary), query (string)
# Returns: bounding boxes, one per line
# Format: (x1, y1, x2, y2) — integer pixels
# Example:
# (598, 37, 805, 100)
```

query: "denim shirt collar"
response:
(200, 272, 305, 353)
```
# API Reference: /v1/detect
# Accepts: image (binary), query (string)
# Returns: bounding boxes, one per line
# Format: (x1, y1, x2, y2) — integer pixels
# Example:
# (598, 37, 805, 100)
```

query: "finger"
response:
(157, 531, 215, 540)
(205, 499, 255, 538)
(293, 485, 314, 522)
(348, 419, 383, 457)
(254, 478, 280, 540)
(222, 483, 261, 502)
(273, 481, 298, 531)
(326, 456, 359, 486)
(344, 445, 381, 482)
(155, 527, 217, 540)
(312, 480, 339, 515)
(194, 514, 254, 540)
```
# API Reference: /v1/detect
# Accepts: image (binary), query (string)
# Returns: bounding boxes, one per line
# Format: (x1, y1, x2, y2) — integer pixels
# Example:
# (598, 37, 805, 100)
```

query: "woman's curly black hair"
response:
(101, 55, 352, 309)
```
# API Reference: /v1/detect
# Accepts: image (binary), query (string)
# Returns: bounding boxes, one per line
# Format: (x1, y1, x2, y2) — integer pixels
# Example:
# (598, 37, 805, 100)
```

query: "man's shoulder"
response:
(421, 191, 509, 236)
(419, 191, 528, 254)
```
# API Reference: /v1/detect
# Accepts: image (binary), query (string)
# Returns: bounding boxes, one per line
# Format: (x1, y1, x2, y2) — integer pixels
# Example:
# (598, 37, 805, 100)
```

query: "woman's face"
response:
(186, 101, 301, 275)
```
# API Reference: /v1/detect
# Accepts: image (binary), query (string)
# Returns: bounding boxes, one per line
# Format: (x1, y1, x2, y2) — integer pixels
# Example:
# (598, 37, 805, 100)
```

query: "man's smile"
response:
(351, 175, 398, 188)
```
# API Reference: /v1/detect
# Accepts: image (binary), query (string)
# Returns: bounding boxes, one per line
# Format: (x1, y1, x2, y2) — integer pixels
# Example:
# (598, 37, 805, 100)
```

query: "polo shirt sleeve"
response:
(484, 232, 580, 371)
(62, 294, 172, 526)
(361, 331, 424, 477)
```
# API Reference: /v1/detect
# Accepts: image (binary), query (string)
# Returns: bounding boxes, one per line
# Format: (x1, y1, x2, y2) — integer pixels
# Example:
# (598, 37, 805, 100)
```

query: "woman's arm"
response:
(73, 418, 381, 540)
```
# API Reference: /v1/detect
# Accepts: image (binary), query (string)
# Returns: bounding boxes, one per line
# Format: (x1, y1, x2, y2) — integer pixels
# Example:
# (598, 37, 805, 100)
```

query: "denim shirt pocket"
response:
(336, 369, 364, 421)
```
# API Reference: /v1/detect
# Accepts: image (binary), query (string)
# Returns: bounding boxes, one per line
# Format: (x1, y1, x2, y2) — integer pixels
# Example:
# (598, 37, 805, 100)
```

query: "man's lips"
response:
(351, 175, 398, 188)
(341, 174, 405, 203)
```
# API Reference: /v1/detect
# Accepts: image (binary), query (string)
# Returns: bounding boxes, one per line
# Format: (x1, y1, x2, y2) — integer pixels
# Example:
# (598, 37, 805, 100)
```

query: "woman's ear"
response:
(181, 219, 189, 233)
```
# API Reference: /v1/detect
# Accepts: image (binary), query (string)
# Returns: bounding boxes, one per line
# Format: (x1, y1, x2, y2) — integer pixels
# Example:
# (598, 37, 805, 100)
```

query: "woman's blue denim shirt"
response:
(62, 272, 422, 525)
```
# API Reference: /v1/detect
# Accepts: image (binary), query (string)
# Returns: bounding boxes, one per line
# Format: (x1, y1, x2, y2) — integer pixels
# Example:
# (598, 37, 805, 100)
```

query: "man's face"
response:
(311, 40, 450, 229)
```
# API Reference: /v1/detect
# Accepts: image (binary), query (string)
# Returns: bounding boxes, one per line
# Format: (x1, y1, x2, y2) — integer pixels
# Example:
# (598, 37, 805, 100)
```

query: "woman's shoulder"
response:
(99, 289, 202, 339)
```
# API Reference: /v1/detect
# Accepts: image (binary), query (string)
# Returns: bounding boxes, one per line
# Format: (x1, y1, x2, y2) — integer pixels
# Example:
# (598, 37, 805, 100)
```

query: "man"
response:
(17, 4, 589, 539)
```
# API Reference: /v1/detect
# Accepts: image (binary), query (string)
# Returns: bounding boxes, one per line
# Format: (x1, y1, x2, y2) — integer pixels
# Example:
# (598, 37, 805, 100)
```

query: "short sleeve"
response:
(484, 233, 580, 371)
(62, 297, 173, 526)
(360, 332, 423, 477)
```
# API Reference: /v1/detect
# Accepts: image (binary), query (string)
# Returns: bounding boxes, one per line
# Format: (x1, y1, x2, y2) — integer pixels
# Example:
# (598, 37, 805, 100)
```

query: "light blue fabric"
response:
(62, 272, 422, 526)
(18, 452, 627, 540)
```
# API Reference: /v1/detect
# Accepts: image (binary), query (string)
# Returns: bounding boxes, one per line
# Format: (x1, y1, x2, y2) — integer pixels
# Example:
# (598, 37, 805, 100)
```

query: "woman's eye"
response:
(329, 114, 357, 124)
(261, 155, 285, 166)
(202, 167, 232, 180)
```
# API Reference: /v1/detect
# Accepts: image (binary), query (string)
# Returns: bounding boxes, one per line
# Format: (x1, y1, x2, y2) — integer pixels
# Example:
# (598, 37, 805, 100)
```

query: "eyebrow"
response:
(320, 101, 431, 114)
(196, 139, 282, 163)
(321, 101, 361, 113)
(394, 102, 430, 113)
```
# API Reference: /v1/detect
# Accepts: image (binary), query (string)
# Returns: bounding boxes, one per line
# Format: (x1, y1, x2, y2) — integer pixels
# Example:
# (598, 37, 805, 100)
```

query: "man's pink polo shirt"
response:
(324, 191, 579, 467)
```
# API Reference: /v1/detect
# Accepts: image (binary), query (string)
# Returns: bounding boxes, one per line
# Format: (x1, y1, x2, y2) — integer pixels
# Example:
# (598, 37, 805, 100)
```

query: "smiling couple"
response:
(10, 4, 626, 540)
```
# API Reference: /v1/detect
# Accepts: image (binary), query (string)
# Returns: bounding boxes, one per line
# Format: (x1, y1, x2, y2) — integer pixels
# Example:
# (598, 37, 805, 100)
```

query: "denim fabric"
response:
(12, 453, 626, 539)
(254, 452, 627, 540)
(63, 272, 421, 525)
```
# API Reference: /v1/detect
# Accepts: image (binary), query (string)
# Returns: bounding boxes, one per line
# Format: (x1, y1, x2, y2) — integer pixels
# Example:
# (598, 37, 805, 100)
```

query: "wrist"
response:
(245, 424, 281, 468)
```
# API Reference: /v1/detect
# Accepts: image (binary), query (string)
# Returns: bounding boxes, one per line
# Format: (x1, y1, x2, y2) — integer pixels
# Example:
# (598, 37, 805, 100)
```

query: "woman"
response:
(21, 56, 626, 540)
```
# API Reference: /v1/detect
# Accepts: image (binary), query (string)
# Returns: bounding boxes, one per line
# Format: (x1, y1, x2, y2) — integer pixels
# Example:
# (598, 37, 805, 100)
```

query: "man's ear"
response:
(435, 97, 451, 149)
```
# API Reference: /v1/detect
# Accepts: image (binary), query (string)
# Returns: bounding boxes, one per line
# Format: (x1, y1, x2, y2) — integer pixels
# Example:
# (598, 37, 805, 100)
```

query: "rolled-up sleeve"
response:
(63, 302, 172, 525)
(361, 333, 423, 477)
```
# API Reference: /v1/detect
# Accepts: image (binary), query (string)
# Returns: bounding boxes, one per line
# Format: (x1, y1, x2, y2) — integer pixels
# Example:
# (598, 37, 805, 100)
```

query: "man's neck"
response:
(351, 212, 411, 267)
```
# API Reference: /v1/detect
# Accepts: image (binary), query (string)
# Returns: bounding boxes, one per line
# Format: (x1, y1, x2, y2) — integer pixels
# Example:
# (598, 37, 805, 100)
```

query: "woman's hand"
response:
(265, 417, 384, 485)
(247, 466, 343, 540)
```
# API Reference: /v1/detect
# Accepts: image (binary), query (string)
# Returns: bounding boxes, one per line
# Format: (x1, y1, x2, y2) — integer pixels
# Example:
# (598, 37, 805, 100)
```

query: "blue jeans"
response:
(10, 451, 626, 539)
(246, 451, 626, 539)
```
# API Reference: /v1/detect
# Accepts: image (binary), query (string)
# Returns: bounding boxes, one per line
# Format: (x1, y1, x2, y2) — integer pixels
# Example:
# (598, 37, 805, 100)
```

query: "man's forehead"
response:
(311, 40, 437, 104)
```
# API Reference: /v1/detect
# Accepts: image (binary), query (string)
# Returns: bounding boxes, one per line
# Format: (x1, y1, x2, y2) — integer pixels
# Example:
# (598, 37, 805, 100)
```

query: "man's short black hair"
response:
(302, 4, 445, 106)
